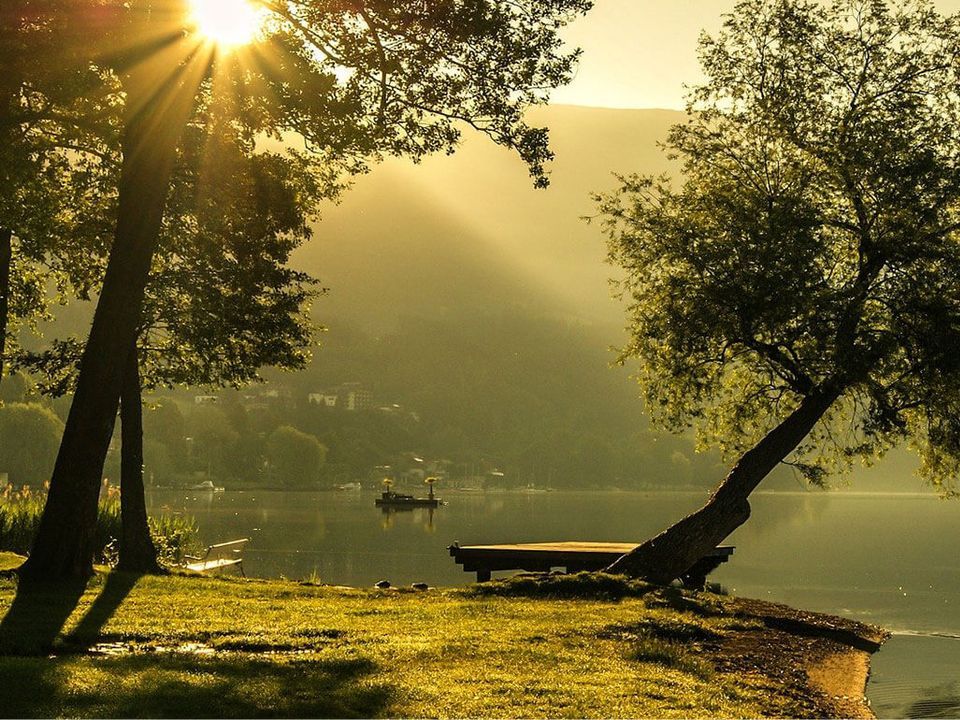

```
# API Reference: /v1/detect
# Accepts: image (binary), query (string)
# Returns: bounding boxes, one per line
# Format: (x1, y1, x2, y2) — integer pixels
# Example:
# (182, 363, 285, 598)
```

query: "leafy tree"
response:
(20, 99, 326, 572)
(142, 399, 188, 470)
(598, 0, 960, 582)
(187, 405, 240, 479)
(0, 373, 31, 406)
(267, 425, 326, 488)
(0, 2, 119, 382)
(0, 403, 64, 485)
(23, 0, 592, 579)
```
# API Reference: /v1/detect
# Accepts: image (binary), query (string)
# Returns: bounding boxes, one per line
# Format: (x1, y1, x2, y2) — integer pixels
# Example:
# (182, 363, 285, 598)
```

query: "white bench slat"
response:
(184, 558, 243, 573)
(182, 538, 249, 576)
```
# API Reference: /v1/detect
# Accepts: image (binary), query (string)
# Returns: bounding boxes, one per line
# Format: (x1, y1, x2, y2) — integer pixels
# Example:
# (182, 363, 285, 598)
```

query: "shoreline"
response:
(0, 555, 890, 718)
(710, 596, 889, 718)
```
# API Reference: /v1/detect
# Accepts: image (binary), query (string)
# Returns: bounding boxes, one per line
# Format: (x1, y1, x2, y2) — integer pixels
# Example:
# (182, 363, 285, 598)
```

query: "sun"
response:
(188, 0, 267, 49)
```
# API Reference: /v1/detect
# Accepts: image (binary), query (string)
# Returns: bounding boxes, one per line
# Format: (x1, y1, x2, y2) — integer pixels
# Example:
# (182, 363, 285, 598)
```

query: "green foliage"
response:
(147, 512, 201, 567)
(599, 0, 960, 491)
(187, 405, 240, 480)
(467, 571, 655, 600)
(266, 425, 326, 489)
(0, 483, 197, 564)
(278, 313, 722, 489)
(7, 0, 594, 379)
(0, 3, 121, 358)
(0, 373, 31, 405)
(0, 403, 63, 485)
(0, 485, 44, 557)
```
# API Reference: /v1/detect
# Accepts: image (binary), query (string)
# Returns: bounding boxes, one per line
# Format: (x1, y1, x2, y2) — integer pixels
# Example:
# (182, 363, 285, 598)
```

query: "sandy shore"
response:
(705, 596, 890, 718)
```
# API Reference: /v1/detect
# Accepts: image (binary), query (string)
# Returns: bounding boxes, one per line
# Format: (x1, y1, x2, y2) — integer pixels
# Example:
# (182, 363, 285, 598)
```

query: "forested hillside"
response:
(10, 107, 733, 489)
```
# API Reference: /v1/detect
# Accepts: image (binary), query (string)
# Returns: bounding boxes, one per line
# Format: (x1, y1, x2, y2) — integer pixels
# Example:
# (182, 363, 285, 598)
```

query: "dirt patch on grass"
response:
(704, 597, 889, 718)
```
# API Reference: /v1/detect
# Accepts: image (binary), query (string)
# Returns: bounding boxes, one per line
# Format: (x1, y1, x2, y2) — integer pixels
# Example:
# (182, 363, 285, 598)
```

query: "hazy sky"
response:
(553, 0, 960, 110)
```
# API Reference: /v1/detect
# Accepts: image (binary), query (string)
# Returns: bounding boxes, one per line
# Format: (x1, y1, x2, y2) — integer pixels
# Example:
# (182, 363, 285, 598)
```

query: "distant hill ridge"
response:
(294, 105, 684, 331)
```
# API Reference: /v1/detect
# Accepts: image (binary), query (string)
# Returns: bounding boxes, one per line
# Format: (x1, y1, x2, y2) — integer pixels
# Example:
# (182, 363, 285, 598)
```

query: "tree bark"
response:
(0, 227, 10, 383)
(117, 343, 161, 573)
(19, 43, 203, 580)
(606, 386, 843, 583)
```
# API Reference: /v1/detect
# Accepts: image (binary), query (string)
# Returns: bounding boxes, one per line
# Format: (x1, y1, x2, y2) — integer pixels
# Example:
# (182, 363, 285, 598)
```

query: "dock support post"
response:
(476, 570, 491, 583)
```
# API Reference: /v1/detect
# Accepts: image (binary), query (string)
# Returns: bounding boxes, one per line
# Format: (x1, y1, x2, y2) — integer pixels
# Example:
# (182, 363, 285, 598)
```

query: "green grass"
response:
(0, 569, 801, 718)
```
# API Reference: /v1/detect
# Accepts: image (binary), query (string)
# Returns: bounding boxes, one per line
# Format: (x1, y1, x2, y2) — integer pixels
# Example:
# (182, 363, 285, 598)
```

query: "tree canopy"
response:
(600, 0, 960, 495)
(267, 425, 326, 488)
(0, 403, 64, 485)
(14, 0, 593, 579)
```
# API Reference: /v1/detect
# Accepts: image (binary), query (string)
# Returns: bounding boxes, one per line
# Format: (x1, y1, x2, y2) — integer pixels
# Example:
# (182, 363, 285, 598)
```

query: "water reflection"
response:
(378, 506, 436, 532)
(869, 634, 960, 718)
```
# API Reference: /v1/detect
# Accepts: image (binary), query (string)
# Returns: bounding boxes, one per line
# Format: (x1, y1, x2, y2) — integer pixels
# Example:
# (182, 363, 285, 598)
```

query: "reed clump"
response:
(0, 481, 198, 565)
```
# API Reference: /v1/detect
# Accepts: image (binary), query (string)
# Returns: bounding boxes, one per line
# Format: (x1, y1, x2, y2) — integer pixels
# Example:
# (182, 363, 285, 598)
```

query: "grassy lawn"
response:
(0, 558, 816, 718)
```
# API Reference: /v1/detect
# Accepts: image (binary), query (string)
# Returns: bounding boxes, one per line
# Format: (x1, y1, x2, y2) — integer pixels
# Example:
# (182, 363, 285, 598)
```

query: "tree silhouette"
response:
(17, 0, 591, 579)
(598, 0, 960, 582)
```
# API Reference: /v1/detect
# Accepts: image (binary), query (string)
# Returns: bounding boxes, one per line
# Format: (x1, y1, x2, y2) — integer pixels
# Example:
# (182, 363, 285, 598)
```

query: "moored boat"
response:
(374, 476, 441, 507)
(375, 490, 440, 508)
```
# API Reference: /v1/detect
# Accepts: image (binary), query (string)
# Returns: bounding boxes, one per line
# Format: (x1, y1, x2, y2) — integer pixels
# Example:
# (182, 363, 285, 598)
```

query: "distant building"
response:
(194, 395, 218, 405)
(306, 382, 374, 411)
(308, 393, 339, 407)
(344, 389, 372, 411)
(338, 382, 373, 411)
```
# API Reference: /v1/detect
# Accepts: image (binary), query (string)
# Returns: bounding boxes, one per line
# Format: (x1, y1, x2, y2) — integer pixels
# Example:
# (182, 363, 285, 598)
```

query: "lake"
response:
(148, 487, 960, 717)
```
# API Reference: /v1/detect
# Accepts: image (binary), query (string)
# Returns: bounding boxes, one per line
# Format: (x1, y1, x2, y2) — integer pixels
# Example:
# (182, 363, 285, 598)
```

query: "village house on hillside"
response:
(307, 382, 374, 411)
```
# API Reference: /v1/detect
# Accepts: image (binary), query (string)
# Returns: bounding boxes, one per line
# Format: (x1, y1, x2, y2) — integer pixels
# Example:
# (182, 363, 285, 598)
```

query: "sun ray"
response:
(188, 0, 267, 50)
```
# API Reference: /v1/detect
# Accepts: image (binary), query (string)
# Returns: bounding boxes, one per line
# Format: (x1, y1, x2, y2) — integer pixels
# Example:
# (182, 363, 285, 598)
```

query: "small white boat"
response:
(191, 480, 225, 492)
(336, 482, 362, 491)
(520, 484, 550, 494)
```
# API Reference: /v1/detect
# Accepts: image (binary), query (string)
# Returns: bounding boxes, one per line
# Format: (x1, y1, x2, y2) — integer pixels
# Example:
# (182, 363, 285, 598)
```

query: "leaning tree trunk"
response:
(117, 343, 161, 573)
(19, 45, 202, 580)
(606, 386, 843, 584)
(0, 227, 10, 383)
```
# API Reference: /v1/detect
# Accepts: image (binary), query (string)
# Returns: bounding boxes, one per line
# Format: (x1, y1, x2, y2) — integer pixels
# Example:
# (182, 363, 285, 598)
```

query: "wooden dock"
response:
(448, 541, 734, 589)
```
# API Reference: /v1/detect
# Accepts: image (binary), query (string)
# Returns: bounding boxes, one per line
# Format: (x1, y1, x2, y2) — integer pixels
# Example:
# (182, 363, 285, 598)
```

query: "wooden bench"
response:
(182, 538, 249, 576)
(448, 541, 734, 590)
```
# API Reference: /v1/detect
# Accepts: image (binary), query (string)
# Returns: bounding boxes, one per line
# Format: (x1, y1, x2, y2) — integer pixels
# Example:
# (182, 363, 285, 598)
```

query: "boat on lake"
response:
(190, 480, 225, 492)
(375, 490, 440, 508)
(374, 476, 441, 508)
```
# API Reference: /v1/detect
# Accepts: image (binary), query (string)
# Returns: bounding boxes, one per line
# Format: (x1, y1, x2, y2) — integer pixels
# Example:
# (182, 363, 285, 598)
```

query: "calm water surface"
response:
(147, 488, 960, 717)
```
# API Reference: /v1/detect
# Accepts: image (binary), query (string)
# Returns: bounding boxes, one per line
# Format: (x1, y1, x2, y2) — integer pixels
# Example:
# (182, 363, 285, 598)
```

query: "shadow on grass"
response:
(67, 572, 140, 647)
(0, 573, 396, 717)
(0, 653, 395, 718)
(0, 571, 140, 655)
(0, 577, 88, 656)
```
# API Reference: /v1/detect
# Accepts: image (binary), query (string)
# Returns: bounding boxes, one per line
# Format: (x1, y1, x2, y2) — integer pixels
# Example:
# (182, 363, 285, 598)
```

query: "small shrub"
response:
(466, 571, 655, 600)
(150, 512, 201, 565)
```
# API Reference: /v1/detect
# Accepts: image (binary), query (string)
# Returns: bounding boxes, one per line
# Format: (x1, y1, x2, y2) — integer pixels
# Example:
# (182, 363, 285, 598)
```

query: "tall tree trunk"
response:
(606, 386, 843, 583)
(19, 42, 204, 580)
(117, 343, 161, 573)
(0, 227, 10, 384)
